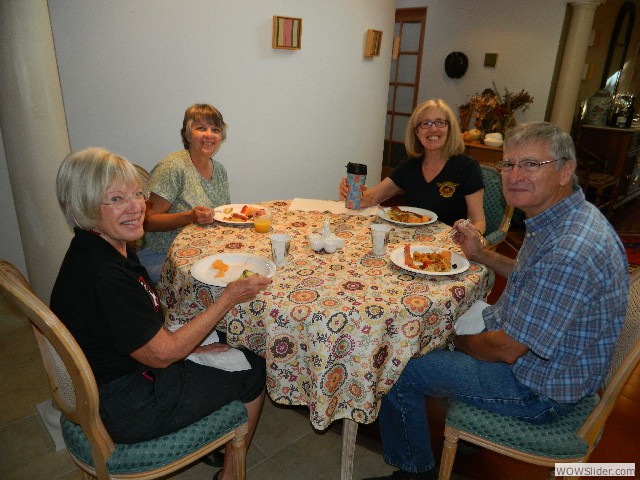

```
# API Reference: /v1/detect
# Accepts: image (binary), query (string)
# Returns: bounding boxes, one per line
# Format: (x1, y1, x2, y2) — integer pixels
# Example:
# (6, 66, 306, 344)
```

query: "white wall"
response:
(397, 0, 567, 125)
(48, 0, 396, 203)
(2, 0, 572, 270)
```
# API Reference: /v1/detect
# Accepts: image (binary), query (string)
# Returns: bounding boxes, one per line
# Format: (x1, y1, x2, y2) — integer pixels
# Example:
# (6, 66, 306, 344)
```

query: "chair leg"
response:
(231, 422, 249, 480)
(438, 426, 460, 480)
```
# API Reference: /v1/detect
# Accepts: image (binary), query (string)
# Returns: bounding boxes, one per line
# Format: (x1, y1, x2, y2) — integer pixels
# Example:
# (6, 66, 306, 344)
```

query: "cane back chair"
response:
(0, 260, 248, 480)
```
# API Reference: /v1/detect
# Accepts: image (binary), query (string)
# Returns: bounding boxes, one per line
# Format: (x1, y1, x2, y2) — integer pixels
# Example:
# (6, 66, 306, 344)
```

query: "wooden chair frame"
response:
(439, 269, 640, 480)
(0, 260, 248, 479)
(480, 164, 514, 250)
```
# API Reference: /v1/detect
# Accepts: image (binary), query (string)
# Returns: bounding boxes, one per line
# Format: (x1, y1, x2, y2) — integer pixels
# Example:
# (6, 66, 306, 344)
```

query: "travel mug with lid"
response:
(345, 162, 367, 209)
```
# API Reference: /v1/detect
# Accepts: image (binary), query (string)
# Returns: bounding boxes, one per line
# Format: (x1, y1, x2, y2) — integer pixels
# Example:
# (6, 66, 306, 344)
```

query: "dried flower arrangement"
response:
(458, 82, 534, 135)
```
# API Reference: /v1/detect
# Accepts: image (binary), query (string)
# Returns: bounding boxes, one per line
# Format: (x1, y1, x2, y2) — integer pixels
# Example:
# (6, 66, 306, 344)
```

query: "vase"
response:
(481, 115, 515, 140)
(500, 114, 516, 136)
(583, 89, 613, 126)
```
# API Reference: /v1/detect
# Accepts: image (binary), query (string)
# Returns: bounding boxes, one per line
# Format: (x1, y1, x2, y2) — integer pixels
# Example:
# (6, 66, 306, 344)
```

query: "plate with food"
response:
(191, 253, 276, 287)
(389, 244, 469, 276)
(378, 206, 437, 226)
(214, 204, 268, 225)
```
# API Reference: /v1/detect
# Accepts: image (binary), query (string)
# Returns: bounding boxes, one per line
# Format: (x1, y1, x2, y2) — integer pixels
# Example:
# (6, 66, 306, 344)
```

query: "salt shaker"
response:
(322, 216, 331, 240)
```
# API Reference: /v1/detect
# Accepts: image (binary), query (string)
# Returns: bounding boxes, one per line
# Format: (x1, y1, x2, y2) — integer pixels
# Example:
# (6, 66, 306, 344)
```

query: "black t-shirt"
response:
(50, 229, 163, 385)
(390, 154, 484, 226)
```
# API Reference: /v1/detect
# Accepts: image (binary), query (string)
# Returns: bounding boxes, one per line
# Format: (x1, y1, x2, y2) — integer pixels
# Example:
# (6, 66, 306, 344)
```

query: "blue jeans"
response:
(136, 248, 165, 285)
(377, 349, 575, 474)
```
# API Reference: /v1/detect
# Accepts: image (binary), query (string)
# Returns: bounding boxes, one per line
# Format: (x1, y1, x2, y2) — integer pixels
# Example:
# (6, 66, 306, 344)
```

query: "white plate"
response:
(214, 204, 266, 225)
(377, 206, 437, 226)
(191, 253, 276, 286)
(389, 245, 469, 276)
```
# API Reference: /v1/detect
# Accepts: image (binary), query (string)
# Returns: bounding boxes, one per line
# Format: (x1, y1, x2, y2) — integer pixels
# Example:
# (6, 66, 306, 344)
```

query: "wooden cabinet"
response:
(576, 125, 640, 210)
(464, 141, 503, 165)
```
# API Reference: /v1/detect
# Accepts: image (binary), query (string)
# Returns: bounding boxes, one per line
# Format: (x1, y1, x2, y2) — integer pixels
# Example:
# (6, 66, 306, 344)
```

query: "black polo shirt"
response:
(390, 154, 484, 226)
(50, 229, 163, 385)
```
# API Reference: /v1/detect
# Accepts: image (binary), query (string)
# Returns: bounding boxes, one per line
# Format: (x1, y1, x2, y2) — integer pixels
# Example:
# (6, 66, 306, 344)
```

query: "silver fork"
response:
(445, 218, 470, 238)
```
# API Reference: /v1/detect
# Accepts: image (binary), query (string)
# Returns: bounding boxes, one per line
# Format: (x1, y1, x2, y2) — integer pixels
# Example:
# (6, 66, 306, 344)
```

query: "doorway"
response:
(381, 7, 427, 180)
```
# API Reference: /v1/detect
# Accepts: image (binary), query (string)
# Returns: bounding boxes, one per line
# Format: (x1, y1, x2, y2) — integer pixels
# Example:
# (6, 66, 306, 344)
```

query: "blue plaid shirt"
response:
(483, 188, 629, 403)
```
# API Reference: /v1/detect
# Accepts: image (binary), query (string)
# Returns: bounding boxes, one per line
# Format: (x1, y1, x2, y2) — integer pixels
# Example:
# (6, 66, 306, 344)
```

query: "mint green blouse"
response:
(144, 149, 230, 253)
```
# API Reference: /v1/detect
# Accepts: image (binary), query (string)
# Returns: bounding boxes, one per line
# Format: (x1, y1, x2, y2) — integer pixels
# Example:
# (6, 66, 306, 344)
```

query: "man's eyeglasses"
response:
(416, 120, 449, 129)
(102, 191, 146, 207)
(495, 158, 565, 173)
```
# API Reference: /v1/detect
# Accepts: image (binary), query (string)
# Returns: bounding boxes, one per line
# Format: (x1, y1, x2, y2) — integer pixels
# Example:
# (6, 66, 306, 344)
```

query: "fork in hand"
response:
(445, 218, 470, 239)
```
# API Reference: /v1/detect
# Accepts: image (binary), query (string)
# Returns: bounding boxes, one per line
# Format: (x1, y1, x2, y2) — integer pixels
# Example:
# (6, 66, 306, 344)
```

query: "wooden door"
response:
(382, 7, 426, 180)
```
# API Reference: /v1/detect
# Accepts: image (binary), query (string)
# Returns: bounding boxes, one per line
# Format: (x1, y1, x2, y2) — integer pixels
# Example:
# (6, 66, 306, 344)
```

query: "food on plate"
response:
(223, 206, 233, 214)
(387, 206, 430, 223)
(224, 212, 249, 222)
(404, 244, 416, 269)
(404, 245, 452, 272)
(241, 205, 266, 217)
(223, 205, 267, 222)
(239, 269, 256, 279)
(211, 259, 229, 277)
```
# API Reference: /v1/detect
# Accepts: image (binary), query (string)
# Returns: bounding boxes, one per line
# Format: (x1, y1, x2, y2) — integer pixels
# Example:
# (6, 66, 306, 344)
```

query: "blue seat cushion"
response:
(481, 167, 508, 236)
(445, 395, 599, 459)
(61, 400, 247, 474)
(483, 230, 506, 247)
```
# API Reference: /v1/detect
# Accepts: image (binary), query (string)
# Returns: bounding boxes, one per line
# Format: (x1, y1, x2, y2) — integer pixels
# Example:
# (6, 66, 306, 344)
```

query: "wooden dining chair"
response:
(438, 268, 640, 480)
(129, 164, 152, 252)
(133, 164, 151, 197)
(480, 164, 514, 250)
(0, 260, 249, 480)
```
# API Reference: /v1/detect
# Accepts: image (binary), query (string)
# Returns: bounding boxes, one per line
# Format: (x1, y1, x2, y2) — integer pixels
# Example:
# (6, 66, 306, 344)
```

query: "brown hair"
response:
(180, 103, 227, 148)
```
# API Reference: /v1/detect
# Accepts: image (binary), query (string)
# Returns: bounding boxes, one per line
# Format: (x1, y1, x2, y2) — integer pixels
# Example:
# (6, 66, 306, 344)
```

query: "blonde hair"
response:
(56, 147, 139, 230)
(405, 98, 464, 159)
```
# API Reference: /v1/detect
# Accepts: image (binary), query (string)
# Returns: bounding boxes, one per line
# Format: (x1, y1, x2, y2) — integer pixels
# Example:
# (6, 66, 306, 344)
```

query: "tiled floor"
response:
(0, 289, 469, 480)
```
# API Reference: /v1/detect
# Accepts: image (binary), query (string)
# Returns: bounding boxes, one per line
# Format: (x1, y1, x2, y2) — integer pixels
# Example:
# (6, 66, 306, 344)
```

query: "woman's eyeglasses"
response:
(102, 191, 146, 207)
(416, 120, 449, 129)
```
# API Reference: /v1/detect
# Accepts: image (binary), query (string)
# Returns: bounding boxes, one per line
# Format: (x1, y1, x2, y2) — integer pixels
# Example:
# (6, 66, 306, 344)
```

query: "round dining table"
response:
(156, 199, 492, 479)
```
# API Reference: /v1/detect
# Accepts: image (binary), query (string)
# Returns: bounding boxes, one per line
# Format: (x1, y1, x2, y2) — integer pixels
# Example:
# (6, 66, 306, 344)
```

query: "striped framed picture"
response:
(273, 16, 302, 50)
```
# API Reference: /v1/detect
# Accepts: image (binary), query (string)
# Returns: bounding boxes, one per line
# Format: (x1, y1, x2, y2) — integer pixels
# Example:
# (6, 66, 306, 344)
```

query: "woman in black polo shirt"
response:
(51, 147, 269, 480)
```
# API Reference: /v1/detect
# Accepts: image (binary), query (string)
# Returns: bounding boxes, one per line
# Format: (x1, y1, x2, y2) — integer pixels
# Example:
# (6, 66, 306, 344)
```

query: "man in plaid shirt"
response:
(364, 122, 629, 480)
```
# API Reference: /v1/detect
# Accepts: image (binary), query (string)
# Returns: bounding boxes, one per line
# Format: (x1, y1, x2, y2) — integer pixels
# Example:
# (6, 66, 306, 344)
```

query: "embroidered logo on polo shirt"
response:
(138, 276, 160, 312)
(437, 181, 458, 198)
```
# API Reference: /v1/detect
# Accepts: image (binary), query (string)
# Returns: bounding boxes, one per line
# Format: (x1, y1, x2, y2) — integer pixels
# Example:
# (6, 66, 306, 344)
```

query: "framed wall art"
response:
(273, 16, 302, 50)
(364, 29, 382, 57)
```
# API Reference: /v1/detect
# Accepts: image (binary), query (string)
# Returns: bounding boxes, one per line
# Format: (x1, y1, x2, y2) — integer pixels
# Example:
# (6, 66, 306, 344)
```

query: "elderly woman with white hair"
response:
(51, 147, 269, 480)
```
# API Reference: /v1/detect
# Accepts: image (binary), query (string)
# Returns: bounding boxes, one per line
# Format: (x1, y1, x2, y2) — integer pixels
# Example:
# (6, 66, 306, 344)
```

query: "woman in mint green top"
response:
(139, 104, 230, 283)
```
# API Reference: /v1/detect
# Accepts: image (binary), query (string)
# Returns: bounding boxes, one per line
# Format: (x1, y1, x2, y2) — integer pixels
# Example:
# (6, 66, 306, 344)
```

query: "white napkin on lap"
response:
(188, 348, 251, 371)
(289, 198, 379, 217)
(454, 301, 488, 335)
(169, 326, 252, 372)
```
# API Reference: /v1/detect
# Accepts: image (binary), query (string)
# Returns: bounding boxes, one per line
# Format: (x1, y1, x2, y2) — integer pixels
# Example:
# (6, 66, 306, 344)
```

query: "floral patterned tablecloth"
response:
(157, 200, 492, 430)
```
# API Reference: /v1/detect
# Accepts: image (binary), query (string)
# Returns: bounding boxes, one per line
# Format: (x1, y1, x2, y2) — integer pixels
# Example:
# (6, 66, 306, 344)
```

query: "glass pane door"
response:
(382, 8, 426, 180)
